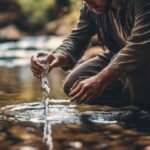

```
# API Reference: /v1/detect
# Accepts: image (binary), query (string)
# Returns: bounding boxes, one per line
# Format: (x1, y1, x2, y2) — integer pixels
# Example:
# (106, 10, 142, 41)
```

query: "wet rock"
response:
(65, 124, 82, 131)
(78, 105, 113, 112)
(10, 141, 48, 150)
(95, 143, 109, 149)
(139, 136, 150, 140)
(136, 139, 150, 146)
(8, 126, 41, 141)
(103, 131, 112, 136)
(70, 141, 82, 148)
(0, 132, 6, 141)
(108, 134, 122, 140)
(0, 120, 11, 131)
(0, 141, 13, 150)
(110, 146, 129, 150)
(10, 145, 38, 150)
(102, 124, 123, 133)
(122, 130, 138, 137)
(135, 136, 150, 148)
(72, 133, 101, 142)
(109, 140, 123, 146)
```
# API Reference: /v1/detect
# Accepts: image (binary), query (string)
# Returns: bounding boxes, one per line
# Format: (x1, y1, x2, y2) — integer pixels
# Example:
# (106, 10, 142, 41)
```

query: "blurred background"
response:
(0, 0, 81, 38)
(0, 0, 81, 106)
(0, 0, 101, 106)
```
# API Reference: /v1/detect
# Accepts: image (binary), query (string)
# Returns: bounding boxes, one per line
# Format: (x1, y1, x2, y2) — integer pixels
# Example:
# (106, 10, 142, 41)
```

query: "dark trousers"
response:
(63, 50, 150, 110)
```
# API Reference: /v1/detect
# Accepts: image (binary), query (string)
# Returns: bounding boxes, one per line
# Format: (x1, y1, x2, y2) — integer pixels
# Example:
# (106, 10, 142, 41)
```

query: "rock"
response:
(136, 139, 150, 146)
(109, 140, 123, 146)
(95, 143, 109, 149)
(139, 136, 150, 140)
(78, 105, 113, 112)
(110, 146, 129, 150)
(8, 126, 41, 141)
(108, 134, 122, 140)
(0, 132, 6, 141)
(0, 141, 13, 150)
(102, 124, 123, 133)
(0, 25, 22, 39)
(122, 130, 138, 137)
(10, 146, 38, 150)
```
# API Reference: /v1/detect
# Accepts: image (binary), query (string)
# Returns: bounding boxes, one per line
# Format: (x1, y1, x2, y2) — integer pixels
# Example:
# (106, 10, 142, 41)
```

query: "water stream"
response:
(39, 56, 53, 150)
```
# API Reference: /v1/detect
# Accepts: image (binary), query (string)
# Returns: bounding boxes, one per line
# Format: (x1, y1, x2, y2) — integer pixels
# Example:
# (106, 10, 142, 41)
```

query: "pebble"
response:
(108, 134, 122, 140)
(103, 124, 123, 133)
(136, 139, 150, 146)
(122, 129, 138, 136)
(0, 132, 6, 141)
(8, 126, 41, 141)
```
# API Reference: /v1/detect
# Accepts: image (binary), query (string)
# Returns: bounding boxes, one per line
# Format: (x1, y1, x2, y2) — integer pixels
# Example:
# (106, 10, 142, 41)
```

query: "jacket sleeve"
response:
(105, 0, 150, 75)
(53, 4, 96, 69)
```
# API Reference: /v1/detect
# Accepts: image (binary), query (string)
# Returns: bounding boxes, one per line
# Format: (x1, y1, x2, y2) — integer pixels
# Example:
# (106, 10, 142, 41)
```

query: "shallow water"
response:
(0, 67, 150, 150)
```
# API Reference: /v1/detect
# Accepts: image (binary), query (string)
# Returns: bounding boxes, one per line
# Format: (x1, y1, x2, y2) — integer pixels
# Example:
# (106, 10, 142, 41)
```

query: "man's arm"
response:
(53, 4, 97, 70)
(104, 0, 150, 76)
(69, 0, 150, 103)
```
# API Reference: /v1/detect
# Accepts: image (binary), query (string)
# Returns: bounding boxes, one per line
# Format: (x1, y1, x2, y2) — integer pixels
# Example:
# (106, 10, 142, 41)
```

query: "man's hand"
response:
(31, 51, 60, 78)
(69, 69, 120, 104)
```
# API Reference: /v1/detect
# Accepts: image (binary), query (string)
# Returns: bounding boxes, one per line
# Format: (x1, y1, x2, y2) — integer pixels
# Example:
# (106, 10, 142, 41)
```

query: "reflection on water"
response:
(0, 66, 67, 106)
(43, 120, 53, 150)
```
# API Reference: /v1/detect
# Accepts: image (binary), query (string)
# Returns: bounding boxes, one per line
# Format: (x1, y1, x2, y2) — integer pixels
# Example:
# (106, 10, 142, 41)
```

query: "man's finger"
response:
(77, 90, 92, 104)
(69, 83, 82, 97)
(70, 79, 81, 93)
(31, 56, 44, 72)
(70, 86, 87, 102)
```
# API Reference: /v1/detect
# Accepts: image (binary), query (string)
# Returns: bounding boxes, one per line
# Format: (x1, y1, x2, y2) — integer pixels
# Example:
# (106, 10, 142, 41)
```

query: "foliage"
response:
(13, 0, 81, 32)
(15, 0, 55, 26)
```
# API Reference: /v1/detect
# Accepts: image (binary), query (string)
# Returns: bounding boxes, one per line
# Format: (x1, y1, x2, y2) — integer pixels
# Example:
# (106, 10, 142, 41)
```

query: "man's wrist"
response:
(53, 52, 69, 67)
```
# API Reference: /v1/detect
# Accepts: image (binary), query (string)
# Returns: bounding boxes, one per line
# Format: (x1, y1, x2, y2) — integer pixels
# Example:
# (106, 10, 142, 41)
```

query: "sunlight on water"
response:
(0, 100, 79, 123)
(0, 100, 125, 124)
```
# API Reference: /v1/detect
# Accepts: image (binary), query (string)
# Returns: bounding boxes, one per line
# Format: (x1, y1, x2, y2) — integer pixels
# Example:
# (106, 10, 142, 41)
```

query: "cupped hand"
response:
(30, 51, 59, 78)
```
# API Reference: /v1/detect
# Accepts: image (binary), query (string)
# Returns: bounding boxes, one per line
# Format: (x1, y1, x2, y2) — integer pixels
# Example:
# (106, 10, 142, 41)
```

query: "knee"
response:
(63, 78, 71, 96)
(63, 74, 76, 96)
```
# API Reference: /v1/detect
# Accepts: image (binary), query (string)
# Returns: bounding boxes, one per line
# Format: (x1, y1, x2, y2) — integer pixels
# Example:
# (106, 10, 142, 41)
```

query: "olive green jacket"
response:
(54, 0, 150, 76)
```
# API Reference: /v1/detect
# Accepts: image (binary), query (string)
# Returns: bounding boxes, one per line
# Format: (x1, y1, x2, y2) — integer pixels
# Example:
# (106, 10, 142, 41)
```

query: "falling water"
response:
(41, 77, 50, 115)
(38, 56, 53, 150)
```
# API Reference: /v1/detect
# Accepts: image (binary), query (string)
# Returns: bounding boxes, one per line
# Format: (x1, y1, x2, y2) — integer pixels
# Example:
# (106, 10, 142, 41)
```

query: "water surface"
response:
(0, 45, 150, 150)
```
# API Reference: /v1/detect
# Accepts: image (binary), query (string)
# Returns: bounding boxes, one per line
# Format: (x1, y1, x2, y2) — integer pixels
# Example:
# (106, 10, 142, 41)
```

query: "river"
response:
(0, 37, 149, 150)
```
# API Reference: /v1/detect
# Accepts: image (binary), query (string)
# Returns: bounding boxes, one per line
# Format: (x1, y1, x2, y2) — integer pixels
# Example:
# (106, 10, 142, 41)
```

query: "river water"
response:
(0, 38, 150, 150)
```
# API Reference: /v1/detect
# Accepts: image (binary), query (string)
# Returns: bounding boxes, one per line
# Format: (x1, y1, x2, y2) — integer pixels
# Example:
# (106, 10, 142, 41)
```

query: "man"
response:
(31, 0, 150, 110)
